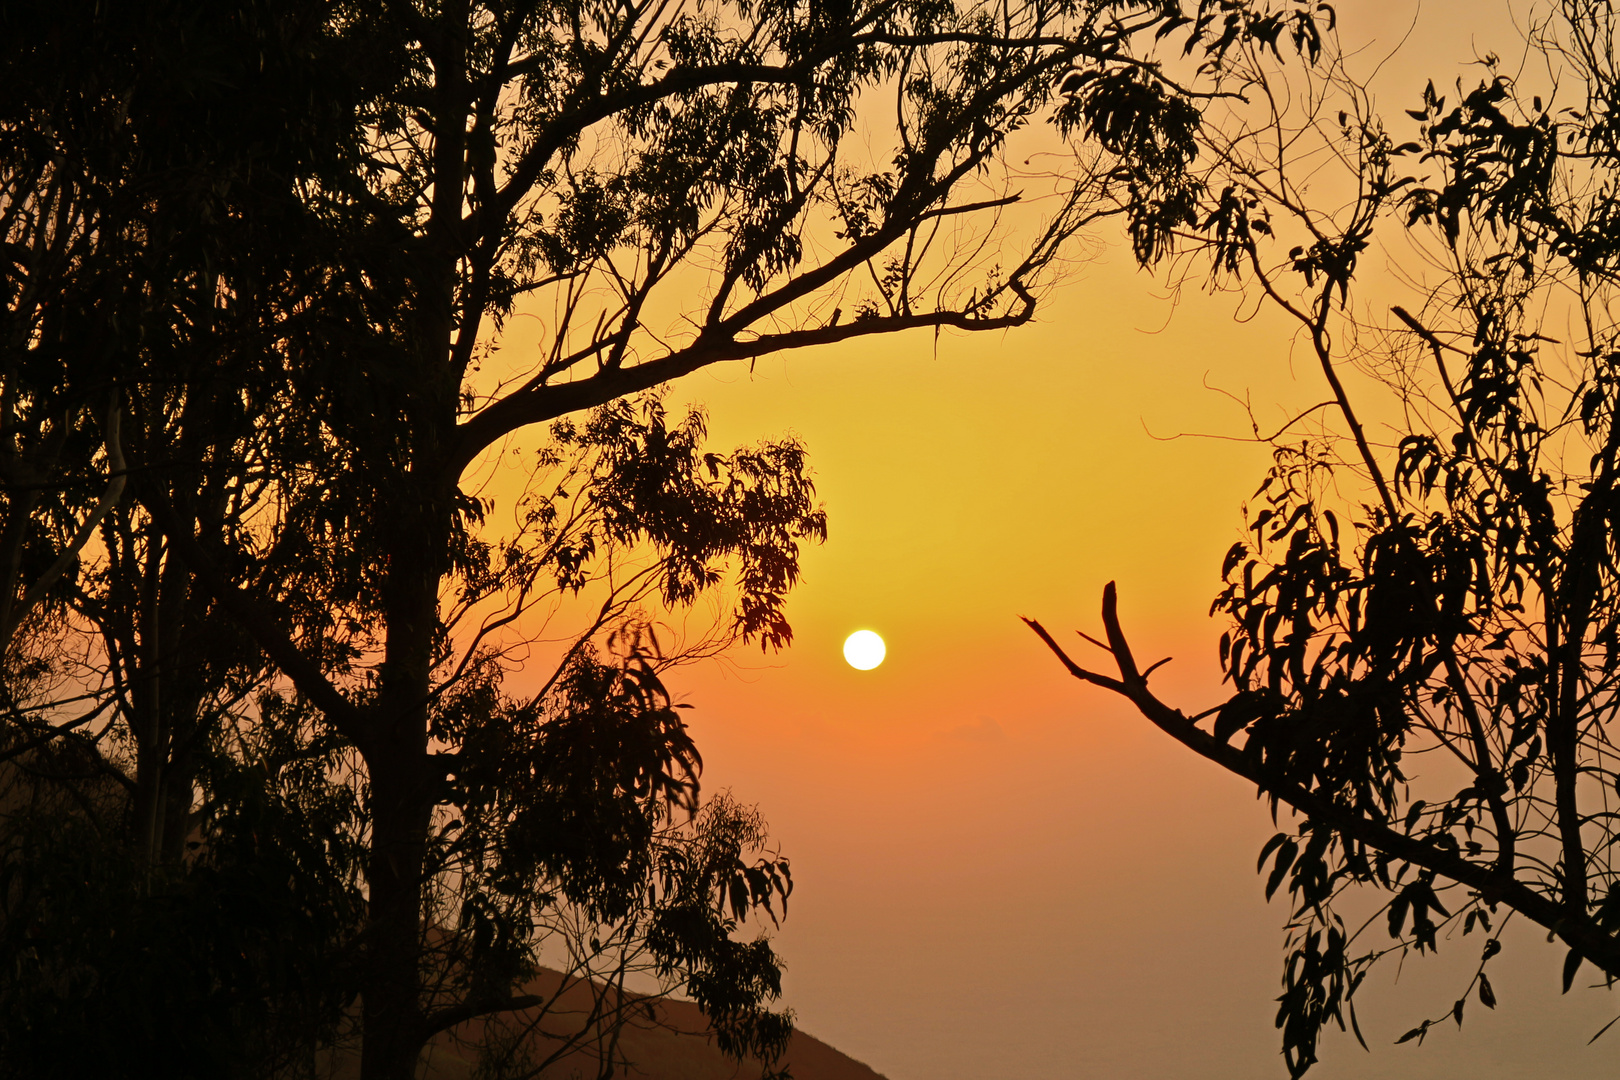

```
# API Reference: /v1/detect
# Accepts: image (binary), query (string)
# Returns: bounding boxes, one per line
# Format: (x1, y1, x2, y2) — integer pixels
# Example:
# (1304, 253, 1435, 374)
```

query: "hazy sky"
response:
(506, 2, 1620, 1076)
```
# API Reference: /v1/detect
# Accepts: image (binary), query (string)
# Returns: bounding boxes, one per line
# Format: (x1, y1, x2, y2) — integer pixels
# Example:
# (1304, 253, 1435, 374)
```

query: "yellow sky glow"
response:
(476, 3, 1620, 1075)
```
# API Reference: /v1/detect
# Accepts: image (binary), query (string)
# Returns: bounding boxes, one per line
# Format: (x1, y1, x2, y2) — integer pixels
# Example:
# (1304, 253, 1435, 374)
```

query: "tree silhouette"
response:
(5, 0, 1335, 1076)
(1, 3, 387, 1074)
(1032, 1, 1620, 1072)
(144, 4, 1322, 1077)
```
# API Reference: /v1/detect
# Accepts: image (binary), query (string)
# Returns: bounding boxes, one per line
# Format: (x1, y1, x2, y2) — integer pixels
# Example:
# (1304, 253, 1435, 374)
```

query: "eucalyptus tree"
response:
(2, 10, 813, 1063)
(104, 1, 1344, 1075)
(0, 0, 140, 678)
(1030, 1, 1620, 1072)
(0, 2, 383, 1074)
(0, 0, 381, 828)
(0, 0, 1343, 1073)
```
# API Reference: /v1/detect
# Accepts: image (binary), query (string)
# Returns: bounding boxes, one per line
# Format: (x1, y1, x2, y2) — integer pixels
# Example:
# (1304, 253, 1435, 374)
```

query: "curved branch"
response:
(451, 285, 1035, 472)
(1027, 583, 1620, 979)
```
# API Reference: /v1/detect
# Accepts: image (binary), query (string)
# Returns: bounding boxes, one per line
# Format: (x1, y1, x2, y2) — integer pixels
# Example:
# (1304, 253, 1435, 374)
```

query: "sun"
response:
(842, 630, 886, 670)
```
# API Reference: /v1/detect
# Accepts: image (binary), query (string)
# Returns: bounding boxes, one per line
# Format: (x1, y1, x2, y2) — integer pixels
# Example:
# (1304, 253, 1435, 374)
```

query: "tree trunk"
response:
(359, 482, 450, 1080)
(131, 532, 167, 864)
(360, 748, 434, 1080)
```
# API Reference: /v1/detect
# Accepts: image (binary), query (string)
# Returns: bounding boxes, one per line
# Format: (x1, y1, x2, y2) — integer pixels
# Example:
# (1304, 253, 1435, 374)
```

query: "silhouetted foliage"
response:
(0, 3, 377, 1076)
(0, 727, 366, 1079)
(1033, 1, 1620, 1073)
(5, 0, 1342, 1076)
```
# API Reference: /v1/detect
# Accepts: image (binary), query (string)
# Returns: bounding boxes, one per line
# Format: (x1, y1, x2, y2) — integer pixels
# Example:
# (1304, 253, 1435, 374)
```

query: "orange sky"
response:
(496, 3, 1620, 1076)
(666, 273, 1620, 1076)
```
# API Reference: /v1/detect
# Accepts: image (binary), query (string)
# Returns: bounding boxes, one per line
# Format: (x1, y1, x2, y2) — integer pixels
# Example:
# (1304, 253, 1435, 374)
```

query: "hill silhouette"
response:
(322, 967, 888, 1079)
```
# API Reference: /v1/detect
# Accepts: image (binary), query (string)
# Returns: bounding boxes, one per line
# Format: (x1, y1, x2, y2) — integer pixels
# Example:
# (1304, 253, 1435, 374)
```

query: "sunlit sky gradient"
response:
(504, 3, 1620, 1076)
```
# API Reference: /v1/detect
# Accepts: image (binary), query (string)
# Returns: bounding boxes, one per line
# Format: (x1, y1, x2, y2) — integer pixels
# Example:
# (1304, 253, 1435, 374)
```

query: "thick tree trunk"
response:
(360, 748, 434, 1080)
(357, 43, 466, 1051)
(359, 481, 450, 1080)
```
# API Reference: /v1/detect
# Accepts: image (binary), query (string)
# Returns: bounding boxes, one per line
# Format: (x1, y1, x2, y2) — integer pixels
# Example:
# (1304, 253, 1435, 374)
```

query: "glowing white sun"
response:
(843, 630, 886, 670)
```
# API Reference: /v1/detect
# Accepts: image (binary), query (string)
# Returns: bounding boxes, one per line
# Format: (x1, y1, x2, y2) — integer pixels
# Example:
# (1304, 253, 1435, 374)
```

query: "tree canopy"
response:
(1031, 0, 1620, 1073)
(2, 0, 1336, 1076)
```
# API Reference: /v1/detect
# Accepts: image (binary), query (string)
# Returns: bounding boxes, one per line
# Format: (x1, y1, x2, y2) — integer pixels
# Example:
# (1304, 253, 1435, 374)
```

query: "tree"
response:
(6, 0, 1337, 1075)
(3, 6, 822, 1060)
(1029, 0, 1620, 1073)
(114, 2, 1331, 1076)
(0, 4, 388, 1074)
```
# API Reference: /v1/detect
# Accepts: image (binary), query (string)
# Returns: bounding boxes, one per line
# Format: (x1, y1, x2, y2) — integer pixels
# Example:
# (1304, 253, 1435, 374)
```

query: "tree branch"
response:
(451, 286, 1035, 472)
(421, 993, 548, 1040)
(139, 488, 372, 753)
(1028, 583, 1620, 978)
(0, 404, 126, 654)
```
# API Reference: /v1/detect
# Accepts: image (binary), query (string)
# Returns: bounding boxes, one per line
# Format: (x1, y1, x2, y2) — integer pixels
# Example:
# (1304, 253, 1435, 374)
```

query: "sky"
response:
(504, 2, 1620, 1076)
